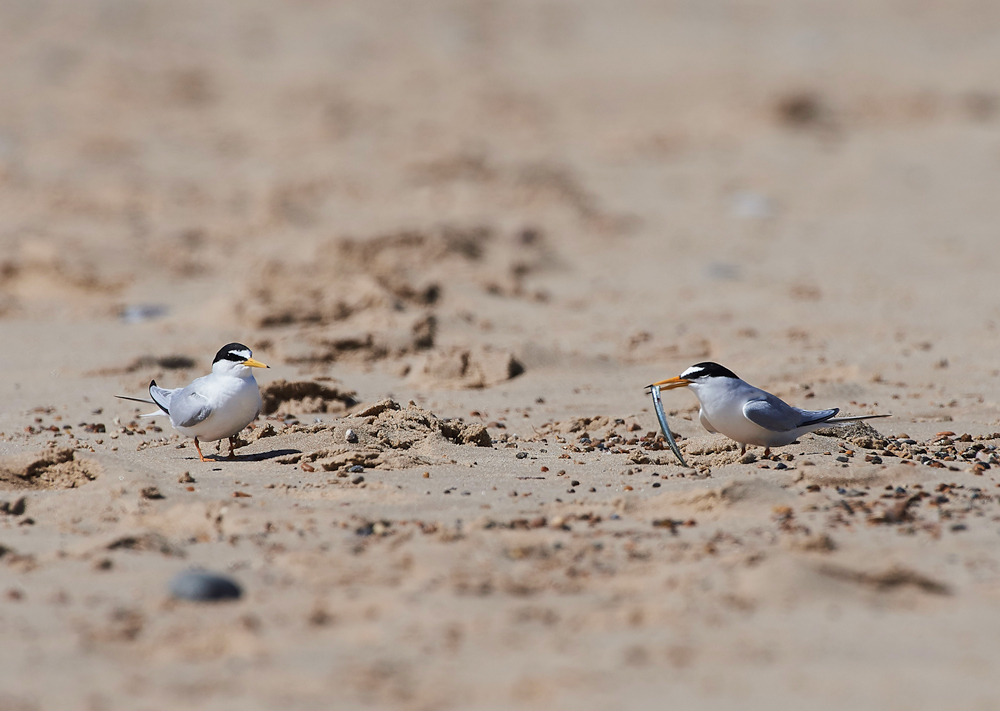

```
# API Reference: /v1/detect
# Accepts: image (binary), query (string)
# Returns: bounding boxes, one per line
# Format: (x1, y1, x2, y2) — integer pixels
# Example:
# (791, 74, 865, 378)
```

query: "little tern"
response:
(117, 343, 269, 461)
(649, 362, 889, 456)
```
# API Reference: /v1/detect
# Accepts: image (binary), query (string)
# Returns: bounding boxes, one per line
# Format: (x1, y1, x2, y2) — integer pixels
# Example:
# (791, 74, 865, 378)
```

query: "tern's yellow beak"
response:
(649, 376, 691, 390)
(242, 357, 270, 369)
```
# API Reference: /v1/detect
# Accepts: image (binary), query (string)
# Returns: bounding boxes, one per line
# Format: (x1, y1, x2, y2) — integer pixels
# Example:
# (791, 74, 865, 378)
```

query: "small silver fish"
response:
(647, 384, 689, 467)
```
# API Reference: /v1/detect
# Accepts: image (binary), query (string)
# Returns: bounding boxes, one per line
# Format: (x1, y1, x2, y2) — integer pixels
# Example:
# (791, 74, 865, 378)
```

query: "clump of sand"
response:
(407, 346, 524, 389)
(237, 225, 553, 329)
(259, 378, 359, 416)
(0, 446, 101, 489)
(275, 399, 491, 472)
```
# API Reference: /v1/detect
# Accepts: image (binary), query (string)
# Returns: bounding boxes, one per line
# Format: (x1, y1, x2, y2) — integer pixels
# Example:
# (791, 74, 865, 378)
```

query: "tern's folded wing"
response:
(743, 398, 829, 433)
(167, 387, 213, 428)
(148, 381, 175, 415)
(795, 407, 839, 427)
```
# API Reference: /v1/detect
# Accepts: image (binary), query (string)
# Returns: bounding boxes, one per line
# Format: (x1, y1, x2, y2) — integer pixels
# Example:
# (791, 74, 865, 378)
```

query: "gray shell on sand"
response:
(169, 570, 242, 601)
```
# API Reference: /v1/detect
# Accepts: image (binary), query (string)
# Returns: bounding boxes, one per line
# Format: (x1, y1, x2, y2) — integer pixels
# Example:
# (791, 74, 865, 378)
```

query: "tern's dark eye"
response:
(213, 342, 253, 364)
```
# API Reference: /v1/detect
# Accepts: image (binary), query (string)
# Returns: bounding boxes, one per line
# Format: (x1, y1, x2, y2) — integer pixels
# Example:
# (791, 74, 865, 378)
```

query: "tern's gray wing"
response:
(795, 407, 840, 427)
(150, 381, 212, 428)
(743, 396, 837, 433)
(148, 381, 174, 415)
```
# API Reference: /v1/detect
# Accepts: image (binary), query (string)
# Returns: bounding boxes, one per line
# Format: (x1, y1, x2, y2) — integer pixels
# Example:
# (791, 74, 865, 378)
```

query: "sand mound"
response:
(275, 313, 437, 367)
(259, 378, 359, 416)
(812, 420, 888, 448)
(738, 556, 950, 609)
(0, 447, 101, 490)
(239, 225, 551, 329)
(106, 532, 185, 558)
(407, 346, 525, 389)
(235, 225, 550, 383)
(88, 354, 196, 377)
(277, 399, 492, 472)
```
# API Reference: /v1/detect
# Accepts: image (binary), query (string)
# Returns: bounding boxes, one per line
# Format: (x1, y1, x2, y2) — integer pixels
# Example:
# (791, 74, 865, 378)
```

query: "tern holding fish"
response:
(649, 362, 889, 456)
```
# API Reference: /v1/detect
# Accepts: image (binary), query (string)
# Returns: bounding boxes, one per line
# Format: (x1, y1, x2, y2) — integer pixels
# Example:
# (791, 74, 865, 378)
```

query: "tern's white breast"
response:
(174, 374, 261, 442)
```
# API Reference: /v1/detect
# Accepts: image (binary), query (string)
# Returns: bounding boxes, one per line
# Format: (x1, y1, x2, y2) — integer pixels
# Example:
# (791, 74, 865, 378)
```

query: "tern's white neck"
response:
(211, 360, 254, 379)
(687, 377, 747, 405)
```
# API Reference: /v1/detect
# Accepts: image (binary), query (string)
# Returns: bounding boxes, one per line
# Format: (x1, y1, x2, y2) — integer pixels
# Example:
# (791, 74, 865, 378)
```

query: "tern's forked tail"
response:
(824, 414, 892, 425)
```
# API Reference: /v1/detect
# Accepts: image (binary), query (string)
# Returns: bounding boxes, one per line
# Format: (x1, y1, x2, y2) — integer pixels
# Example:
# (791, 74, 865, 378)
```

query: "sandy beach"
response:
(3, 1, 1000, 709)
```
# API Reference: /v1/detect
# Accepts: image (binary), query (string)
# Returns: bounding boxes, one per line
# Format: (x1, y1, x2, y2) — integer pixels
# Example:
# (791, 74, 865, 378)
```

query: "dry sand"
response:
(3, 1, 1000, 709)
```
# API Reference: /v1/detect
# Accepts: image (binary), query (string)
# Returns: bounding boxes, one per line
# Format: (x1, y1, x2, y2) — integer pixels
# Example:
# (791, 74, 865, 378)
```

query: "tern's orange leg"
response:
(763, 447, 771, 458)
(227, 436, 237, 459)
(740, 444, 746, 456)
(193, 437, 208, 462)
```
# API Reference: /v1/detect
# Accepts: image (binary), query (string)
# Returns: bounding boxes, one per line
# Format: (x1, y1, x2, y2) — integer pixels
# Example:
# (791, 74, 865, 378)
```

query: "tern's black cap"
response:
(213, 343, 253, 364)
(681, 362, 740, 380)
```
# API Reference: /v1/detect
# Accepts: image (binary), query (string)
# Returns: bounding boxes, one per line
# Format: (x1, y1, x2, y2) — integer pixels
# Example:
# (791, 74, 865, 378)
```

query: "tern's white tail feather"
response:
(115, 395, 167, 418)
(115, 395, 155, 406)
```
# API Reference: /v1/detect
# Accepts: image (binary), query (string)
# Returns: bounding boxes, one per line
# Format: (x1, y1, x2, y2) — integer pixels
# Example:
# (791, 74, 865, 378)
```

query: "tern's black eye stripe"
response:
(213, 342, 253, 364)
(683, 362, 740, 380)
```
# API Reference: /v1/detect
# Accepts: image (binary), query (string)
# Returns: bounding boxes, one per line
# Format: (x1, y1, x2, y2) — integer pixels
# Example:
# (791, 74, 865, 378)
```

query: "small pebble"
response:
(348, 465, 364, 473)
(515, 452, 528, 459)
(169, 570, 242, 602)
(0, 497, 26, 516)
(345, 429, 358, 443)
(351, 475, 364, 485)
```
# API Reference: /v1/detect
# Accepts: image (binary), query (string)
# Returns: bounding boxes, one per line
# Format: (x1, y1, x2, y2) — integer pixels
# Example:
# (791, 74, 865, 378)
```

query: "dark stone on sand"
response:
(169, 570, 242, 602)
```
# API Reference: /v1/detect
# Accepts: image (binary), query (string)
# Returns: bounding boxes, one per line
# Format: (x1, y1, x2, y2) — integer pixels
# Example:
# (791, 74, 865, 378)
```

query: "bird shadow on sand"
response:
(201, 449, 301, 463)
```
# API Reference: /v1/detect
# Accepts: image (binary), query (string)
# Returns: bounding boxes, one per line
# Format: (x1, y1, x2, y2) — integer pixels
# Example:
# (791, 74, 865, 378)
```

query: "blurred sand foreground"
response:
(2, 1, 1000, 709)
